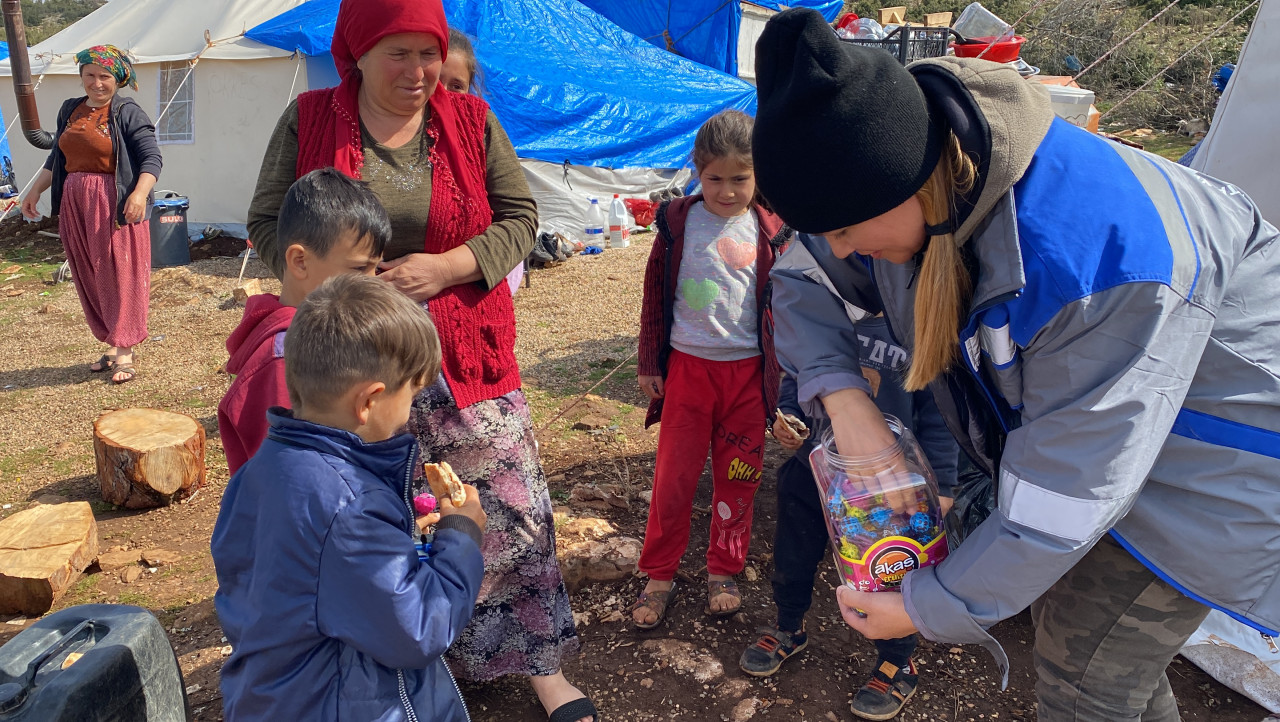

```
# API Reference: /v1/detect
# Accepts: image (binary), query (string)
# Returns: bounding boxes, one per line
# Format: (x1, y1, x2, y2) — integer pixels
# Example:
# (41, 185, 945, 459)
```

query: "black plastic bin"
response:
(841, 25, 960, 65)
(0, 604, 187, 721)
(149, 193, 190, 268)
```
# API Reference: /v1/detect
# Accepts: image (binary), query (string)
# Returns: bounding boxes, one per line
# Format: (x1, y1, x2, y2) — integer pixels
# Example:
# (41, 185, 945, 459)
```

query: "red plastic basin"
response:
(952, 35, 1025, 63)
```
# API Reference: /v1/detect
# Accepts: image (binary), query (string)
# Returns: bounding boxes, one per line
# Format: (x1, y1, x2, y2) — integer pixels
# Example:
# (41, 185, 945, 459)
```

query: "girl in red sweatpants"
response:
(633, 110, 790, 628)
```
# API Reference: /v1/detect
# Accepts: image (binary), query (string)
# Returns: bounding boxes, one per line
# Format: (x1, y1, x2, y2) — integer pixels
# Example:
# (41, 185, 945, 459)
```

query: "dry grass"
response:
(0, 235, 654, 505)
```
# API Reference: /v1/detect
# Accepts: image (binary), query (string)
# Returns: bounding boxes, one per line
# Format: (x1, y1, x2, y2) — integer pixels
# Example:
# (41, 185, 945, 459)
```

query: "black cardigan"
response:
(43, 95, 163, 225)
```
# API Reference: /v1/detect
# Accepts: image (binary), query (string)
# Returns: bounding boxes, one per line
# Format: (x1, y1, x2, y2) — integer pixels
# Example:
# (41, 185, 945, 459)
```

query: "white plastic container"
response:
(584, 198, 606, 249)
(1045, 85, 1096, 129)
(608, 194, 630, 248)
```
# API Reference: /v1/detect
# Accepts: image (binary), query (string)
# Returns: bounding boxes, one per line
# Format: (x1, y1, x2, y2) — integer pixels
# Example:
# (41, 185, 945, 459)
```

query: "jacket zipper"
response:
(397, 670, 421, 722)
(396, 447, 434, 722)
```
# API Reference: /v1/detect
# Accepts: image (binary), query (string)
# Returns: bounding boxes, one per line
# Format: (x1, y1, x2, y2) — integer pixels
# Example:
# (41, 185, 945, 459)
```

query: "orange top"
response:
(59, 102, 116, 174)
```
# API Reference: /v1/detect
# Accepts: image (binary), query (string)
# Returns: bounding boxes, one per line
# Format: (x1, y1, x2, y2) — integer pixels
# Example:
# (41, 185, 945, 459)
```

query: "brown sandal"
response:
(631, 581, 678, 630)
(89, 354, 114, 373)
(110, 365, 137, 385)
(705, 579, 741, 617)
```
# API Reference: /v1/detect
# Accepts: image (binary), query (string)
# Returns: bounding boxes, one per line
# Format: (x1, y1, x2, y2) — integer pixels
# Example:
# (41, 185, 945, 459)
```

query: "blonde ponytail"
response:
(904, 136, 977, 392)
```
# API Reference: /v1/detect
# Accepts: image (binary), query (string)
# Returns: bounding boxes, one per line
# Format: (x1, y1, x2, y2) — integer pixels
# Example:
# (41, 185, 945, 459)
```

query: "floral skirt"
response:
(408, 378, 579, 681)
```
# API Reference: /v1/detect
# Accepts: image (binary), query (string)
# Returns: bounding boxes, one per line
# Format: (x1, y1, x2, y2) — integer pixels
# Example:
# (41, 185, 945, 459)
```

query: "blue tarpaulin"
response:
(245, 1, 335, 56)
(245, 0, 757, 169)
(0, 42, 8, 62)
(579, 0, 842, 75)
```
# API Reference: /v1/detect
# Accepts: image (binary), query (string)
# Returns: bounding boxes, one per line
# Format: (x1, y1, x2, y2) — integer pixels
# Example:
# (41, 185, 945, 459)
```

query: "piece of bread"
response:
(423, 461, 467, 506)
(775, 409, 811, 440)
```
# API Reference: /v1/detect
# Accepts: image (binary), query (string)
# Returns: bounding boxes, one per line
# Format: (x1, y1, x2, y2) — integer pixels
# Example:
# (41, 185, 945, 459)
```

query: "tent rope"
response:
(1072, 0, 1182, 81)
(285, 52, 303, 108)
(1099, 0, 1260, 120)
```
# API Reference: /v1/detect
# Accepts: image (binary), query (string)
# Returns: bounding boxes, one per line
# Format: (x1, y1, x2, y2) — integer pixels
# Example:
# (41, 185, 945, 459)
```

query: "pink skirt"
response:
(59, 172, 150, 348)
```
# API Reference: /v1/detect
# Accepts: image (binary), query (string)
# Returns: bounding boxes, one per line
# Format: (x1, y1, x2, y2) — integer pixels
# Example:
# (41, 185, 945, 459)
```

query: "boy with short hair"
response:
(218, 167, 387, 474)
(212, 274, 488, 721)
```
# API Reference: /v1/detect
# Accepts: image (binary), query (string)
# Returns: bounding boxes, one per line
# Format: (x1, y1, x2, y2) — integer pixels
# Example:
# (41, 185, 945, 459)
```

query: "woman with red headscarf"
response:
(246, 1, 594, 721)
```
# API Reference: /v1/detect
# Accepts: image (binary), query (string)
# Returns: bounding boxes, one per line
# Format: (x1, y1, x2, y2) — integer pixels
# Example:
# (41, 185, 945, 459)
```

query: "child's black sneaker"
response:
(850, 658, 919, 721)
(738, 625, 808, 677)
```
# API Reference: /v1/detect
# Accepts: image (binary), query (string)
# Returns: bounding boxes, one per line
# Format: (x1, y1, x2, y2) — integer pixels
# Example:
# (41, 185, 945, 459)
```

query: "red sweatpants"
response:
(639, 349, 765, 580)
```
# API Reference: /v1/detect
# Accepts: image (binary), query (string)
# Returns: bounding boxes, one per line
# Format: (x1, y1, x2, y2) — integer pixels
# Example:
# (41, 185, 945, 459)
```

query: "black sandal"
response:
(89, 354, 114, 373)
(548, 696, 599, 722)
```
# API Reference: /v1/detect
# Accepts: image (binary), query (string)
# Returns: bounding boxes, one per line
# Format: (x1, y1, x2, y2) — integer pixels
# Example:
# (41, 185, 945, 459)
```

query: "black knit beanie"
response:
(752, 8, 946, 234)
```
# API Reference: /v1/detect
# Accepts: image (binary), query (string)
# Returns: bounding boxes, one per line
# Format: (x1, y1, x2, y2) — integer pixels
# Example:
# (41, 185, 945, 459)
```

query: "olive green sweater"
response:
(247, 99, 537, 289)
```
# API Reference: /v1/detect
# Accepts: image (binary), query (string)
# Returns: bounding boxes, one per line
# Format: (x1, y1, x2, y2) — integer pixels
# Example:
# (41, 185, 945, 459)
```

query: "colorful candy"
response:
(870, 507, 893, 528)
(840, 516, 866, 538)
(910, 511, 932, 533)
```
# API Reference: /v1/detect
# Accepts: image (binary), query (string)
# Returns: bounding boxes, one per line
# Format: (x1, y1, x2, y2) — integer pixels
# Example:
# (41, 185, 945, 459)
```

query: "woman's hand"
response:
(379, 253, 452, 301)
(771, 416, 804, 450)
(123, 191, 149, 225)
(638, 375, 664, 401)
(823, 388, 916, 511)
(837, 586, 918, 639)
(20, 192, 41, 221)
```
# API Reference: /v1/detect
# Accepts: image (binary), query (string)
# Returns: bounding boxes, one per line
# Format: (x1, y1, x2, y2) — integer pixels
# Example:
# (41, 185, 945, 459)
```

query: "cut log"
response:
(93, 408, 206, 509)
(0, 502, 99, 615)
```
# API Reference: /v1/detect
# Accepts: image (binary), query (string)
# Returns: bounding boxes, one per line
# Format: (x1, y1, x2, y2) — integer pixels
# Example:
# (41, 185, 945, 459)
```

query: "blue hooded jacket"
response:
(212, 409, 484, 721)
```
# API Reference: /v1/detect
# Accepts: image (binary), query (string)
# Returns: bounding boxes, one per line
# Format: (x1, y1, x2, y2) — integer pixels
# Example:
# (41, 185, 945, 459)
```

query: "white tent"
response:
(0, 0, 310, 229)
(1189, 0, 1278, 224)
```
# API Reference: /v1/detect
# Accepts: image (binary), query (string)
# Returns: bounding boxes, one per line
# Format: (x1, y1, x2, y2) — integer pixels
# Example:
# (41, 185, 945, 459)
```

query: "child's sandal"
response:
(704, 579, 741, 617)
(631, 581, 678, 630)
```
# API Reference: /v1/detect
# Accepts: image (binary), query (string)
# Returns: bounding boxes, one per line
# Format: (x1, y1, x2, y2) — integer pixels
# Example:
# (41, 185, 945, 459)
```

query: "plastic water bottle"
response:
(584, 198, 605, 249)
(608, 194, 630, 248)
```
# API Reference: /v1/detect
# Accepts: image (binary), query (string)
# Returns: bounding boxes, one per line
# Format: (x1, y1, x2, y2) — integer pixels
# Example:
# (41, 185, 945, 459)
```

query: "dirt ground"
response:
(0, 221, 1267, 721)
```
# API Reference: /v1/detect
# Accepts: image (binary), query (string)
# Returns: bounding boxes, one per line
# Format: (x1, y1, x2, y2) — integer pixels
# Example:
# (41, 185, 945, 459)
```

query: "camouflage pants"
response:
(1031, 535, 1209, 721)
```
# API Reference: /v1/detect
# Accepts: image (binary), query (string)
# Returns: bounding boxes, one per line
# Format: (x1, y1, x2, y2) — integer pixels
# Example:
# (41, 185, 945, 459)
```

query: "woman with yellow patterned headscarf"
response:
(19, 44, 162, 385)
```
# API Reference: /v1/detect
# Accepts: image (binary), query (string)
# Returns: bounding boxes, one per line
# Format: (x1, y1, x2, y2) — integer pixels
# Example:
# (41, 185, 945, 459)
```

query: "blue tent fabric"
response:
(754, 1, 842, 20)
(245, 0, 337, 56)
(245, 0, 757, 169)
(576, 0, 741, 76)
(579, 0, 842, 75)
(0, 42, 8, 63)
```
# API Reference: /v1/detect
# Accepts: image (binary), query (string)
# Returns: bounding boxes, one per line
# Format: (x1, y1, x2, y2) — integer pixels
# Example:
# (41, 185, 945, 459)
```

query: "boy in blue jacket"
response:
(212, 272, 487, 721)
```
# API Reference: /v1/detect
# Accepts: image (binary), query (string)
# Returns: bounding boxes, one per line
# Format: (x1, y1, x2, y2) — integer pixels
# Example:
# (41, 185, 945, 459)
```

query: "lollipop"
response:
(414, 493, 438, 516)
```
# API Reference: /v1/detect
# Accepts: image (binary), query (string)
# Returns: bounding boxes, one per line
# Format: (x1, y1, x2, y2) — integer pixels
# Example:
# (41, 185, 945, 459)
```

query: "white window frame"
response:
(155, 61, 195, 145)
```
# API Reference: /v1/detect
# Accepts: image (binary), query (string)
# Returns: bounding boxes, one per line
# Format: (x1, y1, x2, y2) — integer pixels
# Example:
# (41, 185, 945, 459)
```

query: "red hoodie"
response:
(218, 294, 296, 474)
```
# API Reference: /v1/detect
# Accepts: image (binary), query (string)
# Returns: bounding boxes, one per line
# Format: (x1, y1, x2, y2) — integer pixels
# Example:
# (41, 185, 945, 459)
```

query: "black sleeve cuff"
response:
(436, 514, 484, 548)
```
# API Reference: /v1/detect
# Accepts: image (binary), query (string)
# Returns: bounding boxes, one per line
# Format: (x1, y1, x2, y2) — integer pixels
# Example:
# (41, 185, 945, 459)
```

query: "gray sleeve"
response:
(246, 100, 300, 280)
(902, 281, 1216, 686)
(463, 111, 537, 290)
(770, 252, 872, 421)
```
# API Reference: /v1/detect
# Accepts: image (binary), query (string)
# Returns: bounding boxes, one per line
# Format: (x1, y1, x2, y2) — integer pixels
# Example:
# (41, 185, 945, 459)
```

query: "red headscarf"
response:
(327, 0, 484, 202)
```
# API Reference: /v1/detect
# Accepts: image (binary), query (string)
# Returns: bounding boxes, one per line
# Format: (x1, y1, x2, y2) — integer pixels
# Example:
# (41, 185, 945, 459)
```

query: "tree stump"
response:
(0, 502, 98, 615)
(93, 409, 206, 509)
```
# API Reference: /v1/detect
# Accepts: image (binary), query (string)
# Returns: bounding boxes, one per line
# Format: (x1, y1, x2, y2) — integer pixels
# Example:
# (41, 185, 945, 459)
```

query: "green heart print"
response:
(681, 278, 719, 310)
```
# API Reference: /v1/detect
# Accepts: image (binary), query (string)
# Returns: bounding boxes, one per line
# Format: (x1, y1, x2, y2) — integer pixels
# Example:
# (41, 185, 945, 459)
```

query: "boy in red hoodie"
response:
(219, 168, 389, 473)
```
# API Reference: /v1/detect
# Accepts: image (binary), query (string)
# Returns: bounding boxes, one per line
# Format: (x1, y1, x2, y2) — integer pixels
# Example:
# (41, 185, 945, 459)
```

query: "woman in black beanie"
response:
(754, 8, 1280, 722)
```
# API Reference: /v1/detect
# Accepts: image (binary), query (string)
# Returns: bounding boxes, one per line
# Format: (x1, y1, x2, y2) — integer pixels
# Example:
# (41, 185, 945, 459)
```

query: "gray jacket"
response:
(770, 58, 1280, 684)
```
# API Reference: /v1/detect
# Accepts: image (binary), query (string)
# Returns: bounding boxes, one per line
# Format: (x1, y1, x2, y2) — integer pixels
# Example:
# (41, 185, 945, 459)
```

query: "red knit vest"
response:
(294, 86, 521, 408)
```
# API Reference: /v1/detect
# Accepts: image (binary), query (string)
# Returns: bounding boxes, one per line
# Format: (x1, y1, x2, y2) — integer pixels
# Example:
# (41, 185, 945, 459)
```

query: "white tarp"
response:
(0, 0, 306, 77)
(1189, 0, 1278, 225)
(522, 159, 691, 242)
(1181, 611, 1280, 713)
